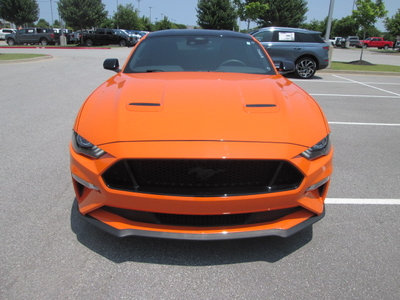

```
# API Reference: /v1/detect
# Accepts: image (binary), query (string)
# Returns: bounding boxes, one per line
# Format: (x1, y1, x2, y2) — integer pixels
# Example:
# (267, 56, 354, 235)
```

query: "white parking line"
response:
(326, 198, 400, 205)
(295, 80, 399, 86)
(333, 75, 400, 97)
(329, 122, 400, 126)
(310, 94, 400, 98)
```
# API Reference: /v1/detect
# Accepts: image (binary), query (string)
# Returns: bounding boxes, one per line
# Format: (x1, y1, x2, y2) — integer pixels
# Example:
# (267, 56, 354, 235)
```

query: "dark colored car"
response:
(251, 27, 330, 79)
(82, 28, 136, 47)
(6, 27, 60, 46)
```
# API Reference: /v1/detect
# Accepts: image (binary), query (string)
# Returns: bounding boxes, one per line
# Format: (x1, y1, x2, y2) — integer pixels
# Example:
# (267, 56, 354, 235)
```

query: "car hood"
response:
(76, 72, 329, 148)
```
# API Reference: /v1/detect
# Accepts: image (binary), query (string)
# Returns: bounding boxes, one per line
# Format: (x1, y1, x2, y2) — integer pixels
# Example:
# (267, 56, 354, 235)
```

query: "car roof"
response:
(254, 27, 321, 34)
(147, 29, 253, 40)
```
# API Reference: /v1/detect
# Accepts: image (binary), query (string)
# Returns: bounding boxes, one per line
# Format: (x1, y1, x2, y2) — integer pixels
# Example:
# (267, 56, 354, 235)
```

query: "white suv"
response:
(0, 28, 16, 40)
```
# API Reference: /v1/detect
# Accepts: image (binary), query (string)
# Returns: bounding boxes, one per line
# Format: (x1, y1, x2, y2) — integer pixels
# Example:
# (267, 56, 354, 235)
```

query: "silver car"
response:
(251, 27, 330, 79)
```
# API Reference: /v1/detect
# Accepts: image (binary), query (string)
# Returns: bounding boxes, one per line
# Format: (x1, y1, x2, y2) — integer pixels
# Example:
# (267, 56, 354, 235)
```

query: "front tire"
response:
(85, 39, 93, 47)
(119, 39, 127, 47)
(7, 38, 15, 46)
(294, 57, 317, 79)
(40, 38, 48, 46)
(383, 44, 389, 50)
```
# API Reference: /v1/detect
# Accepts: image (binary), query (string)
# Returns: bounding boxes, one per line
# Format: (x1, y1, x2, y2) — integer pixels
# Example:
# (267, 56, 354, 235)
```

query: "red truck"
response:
(360, 37, 394, 50)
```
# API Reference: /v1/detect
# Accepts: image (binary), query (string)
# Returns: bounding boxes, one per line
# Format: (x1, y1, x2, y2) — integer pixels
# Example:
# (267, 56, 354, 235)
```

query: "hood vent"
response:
(129, 103, 161, 106)
(127, 102, 162, 112)
(246, 104, 276, 108)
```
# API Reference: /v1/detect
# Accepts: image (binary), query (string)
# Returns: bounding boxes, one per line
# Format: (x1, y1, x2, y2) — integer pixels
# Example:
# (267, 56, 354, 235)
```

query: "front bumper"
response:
(74, 200, 325, 240)
(71, 140, 333, 240)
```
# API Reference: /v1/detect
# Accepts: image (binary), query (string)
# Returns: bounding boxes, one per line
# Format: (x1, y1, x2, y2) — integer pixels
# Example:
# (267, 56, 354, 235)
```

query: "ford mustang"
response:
(70, 29, 333, 240)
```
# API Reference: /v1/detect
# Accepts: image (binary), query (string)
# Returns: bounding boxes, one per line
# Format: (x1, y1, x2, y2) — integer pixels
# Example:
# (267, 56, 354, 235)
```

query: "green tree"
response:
(57, 0, 108, 31)
(155, 16, 173, 30)
(196, 0, 237, 30)
(114, 3, 141, 30)
(172, 23, 187, 29)
(353, 0, 387, 34)
(140, 16, 154, 31)
(302, 18, 333, 36)
(357, 25, 381, 38)
(53, 19, 61, 28)
(0, 0, 39, 27)
(99, 17, 114, 29)
(258, 0, 307, 28)
(234, 0, 269, 30)
(36, 18, 50, 28)
(331, 16, 359, 37)
(384, 8, 400, 40)
(352, 0, 387, 59)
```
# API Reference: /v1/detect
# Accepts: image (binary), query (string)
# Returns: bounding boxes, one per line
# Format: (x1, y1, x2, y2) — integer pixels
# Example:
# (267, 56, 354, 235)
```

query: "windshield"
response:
(124, 35, 275, 75)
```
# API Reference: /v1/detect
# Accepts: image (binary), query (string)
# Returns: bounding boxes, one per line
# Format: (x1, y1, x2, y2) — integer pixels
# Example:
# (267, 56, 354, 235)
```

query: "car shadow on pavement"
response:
(70, 199, 313, 265)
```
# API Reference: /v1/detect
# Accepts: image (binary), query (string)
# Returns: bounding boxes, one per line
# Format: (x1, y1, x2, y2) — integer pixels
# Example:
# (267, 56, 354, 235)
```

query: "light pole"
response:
(324, 0, 335, 43)
(137, 0, 141, 17)
(116, 0, 119, 29)
(50, 0, 54, 26)
(149, 6, 152, 22)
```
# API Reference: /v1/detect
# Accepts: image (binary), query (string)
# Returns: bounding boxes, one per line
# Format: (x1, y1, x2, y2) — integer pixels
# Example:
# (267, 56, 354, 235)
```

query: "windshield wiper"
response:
(146, 69, 164, 72)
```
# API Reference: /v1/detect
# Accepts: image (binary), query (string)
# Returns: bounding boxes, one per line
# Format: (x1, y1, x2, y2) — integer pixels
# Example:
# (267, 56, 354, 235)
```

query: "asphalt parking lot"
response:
(1, 46, 399, 299)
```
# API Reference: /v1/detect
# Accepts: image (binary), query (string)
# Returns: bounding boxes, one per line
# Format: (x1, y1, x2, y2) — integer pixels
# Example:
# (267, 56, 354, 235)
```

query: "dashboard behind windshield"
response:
(124, 35, 275, 75)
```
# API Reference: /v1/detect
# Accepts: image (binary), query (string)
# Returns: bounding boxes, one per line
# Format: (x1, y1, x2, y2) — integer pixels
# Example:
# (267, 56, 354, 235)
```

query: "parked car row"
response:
(2, 27, 149, 46)
(329, 36, 395, 50)
(329, 36, 361, 47)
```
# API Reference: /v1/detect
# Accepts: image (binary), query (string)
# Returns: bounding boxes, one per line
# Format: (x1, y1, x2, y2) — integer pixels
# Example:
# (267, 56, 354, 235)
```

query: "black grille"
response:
(102, 159, 304, 196)
(102, 206, 302, 227)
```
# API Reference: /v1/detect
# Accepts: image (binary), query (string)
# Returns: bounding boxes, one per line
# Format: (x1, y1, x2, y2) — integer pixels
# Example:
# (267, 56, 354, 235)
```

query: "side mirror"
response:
(103, 58, 121, 72)
(277, 61, 295, 74)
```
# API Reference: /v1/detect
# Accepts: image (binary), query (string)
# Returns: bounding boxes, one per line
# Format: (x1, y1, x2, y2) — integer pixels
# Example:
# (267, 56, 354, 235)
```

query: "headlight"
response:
(301, 135, 331, 160)
(72, 131, 106, 158)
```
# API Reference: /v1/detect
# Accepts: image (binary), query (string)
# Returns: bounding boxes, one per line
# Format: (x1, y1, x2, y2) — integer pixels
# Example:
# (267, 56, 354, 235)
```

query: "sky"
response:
(37, 0, 399, 31)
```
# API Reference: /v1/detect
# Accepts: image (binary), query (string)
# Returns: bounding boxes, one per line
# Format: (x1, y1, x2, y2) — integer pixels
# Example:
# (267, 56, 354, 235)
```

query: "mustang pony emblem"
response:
(188, 167, 226, 181)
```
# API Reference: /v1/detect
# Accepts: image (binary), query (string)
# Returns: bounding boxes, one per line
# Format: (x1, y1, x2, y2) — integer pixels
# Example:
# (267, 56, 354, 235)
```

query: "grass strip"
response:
(330, 61, 400, 72)
(0, 53, 47, 60)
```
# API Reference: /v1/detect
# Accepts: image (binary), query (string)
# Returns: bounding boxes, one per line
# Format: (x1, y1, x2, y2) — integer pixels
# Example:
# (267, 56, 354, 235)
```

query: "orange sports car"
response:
(70, 29, 333, 240)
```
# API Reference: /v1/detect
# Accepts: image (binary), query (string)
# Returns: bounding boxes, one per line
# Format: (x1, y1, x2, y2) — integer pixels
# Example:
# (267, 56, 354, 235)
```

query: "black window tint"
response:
(297, 33, 316, 42)
(311, 34, 325, 43)
(253, 31, 273, 42)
